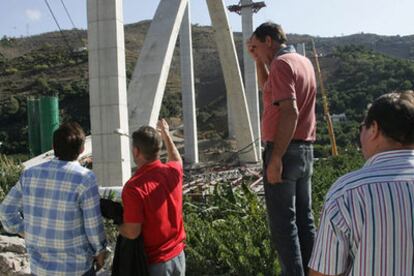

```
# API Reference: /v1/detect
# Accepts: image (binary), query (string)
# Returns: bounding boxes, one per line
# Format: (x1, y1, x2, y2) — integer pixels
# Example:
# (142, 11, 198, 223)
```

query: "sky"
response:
(0, 0, 413, 38)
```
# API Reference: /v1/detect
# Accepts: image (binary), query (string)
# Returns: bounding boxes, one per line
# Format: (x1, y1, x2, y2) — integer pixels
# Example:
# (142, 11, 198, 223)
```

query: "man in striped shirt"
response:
(309, 91, 414, 276)
(0, 122, 107, 276)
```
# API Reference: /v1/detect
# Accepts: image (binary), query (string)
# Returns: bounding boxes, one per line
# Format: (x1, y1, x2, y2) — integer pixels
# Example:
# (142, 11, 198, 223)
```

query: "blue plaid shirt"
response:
(0, 159, 107, 276)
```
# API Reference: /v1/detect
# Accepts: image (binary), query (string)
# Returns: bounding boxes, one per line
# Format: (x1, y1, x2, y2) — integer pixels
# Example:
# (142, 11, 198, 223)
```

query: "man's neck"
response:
(367, 142, 414, 160)
(135, 158, 157, 170)
(266, 43, 286, 66)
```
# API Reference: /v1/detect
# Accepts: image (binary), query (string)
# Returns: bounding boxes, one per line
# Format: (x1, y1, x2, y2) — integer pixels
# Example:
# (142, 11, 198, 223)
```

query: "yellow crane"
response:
(311, 39, 338, 156)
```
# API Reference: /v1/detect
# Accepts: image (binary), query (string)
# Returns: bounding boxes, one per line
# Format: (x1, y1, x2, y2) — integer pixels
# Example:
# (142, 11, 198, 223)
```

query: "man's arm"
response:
(267, 99, 298, 183)
(118, 223, 142, 239)
(119, 185, 144, 240)
(246, 37, 268, 91)
(308, 200, 350, 276)
(79, 174, 107, 256)
(157, 118, 182, 164)
(0, 181, 25, 236)
(256, 61, 269, 91)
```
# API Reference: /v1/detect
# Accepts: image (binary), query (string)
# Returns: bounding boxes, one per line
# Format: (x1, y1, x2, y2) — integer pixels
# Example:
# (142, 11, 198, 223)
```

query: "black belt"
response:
(264, 140, 313, 146)
(290, 139, 313, 145)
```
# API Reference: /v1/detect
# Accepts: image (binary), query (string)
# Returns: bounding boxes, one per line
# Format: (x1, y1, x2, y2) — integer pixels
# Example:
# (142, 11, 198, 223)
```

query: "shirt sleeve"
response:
(122, 184, 144, 223)
(0, 180, 24, 234)
(79, 173, 107, 255)
(166, 161, 183, 183)
(308, 200, 351, 275)
(270, 60, 296, 105)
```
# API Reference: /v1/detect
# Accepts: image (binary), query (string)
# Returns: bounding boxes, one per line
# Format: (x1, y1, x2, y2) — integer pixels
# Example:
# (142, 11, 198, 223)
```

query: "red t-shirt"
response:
(122, 160, 186, 264)
(261, 51, 317, 142)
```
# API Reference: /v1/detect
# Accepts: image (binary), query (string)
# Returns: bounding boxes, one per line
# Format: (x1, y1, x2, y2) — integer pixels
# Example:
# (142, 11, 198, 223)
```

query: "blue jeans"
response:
(149, 250, 185, 276)
(263, 142, 316, 276)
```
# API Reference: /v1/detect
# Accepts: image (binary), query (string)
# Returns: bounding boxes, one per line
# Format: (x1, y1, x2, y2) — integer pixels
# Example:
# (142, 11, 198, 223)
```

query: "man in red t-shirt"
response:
(119, 119, 186, 276)
(247, 22, 317, 276)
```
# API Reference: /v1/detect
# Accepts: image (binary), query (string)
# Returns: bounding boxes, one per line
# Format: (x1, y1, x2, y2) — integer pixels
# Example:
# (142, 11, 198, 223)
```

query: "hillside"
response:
(0, 21, 413, 157)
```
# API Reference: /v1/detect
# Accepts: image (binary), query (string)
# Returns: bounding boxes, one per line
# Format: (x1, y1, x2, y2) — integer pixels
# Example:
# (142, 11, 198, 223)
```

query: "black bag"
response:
(100, 198, 149, 276)
(111, 234, 149, 276)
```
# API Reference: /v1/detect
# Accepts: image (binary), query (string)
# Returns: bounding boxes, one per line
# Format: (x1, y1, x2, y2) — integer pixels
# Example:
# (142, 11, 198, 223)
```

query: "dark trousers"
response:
(263, 142, 316, 276)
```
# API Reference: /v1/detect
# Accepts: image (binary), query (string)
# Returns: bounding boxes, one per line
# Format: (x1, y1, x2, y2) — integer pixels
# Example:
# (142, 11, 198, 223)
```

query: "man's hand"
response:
(157, 118, 170, 137)
(157, 118, 182, 163)
(94, 250, 107, 271)
(246, 37, 258, 61)
(266, 156, 283, 184)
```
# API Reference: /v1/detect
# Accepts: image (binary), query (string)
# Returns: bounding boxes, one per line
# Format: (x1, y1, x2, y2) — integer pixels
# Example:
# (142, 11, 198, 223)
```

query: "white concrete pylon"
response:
(127, 0, 188, 131)
(180, 2, 199, 165)
(241, 0, 261, 160)
(87, 0, 131, 186)
(296, 43, 306, 56)
(206, 0, 258, 163)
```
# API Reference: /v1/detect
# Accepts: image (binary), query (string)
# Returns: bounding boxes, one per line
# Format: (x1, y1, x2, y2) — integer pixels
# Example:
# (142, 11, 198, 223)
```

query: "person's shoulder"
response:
(66, 161, 96, 180)
(124, 173, 148, 191)
(21, 160, 55, 176)
(325, 167, 369, 201)
(272, 56, 294, 73)
(164, 161, 183, 176)
(165, 160, 183, 169)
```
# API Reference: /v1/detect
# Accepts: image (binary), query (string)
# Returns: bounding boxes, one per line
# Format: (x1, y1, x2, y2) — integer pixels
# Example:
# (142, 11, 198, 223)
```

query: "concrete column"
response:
(127, 0, 188, 131)
(180, 3, 199, 164)
(87, 0, 131, 186)
(241, 0, 261, 159)
(206, 0, 258, 163)
(296, 43, 306, 56)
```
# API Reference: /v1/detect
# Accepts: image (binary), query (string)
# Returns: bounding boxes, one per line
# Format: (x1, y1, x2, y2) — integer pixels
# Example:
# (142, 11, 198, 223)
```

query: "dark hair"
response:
(53, 122, 85, 161)
(132, 126, 162, 160)
(364, 90, 414, 145)
(253, 21, 287, 44)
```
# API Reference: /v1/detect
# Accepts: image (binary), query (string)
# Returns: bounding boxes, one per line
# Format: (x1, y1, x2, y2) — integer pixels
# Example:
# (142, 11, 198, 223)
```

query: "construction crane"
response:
(311, 39, 338, 156)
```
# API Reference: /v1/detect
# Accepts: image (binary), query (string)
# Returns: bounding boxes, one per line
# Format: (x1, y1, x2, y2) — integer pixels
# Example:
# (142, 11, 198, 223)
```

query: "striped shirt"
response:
(309, 150, 414, 276)
(0, 159, 107, 276)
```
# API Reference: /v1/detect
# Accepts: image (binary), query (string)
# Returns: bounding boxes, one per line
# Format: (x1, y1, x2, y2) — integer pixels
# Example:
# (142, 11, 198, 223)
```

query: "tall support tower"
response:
(180, 2, 199, 164)
(228, 0, 265, 160)
(87, 0, 131, 186)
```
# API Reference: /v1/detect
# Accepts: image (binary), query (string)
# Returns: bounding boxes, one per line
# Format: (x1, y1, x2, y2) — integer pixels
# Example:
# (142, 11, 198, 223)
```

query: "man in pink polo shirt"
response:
(248, 22, 317, 276)
(119, 119, 186, 276)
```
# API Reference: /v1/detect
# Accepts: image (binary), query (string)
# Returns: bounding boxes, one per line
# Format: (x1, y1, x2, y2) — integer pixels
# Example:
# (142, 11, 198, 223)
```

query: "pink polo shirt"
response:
(261, 51, 317, 142)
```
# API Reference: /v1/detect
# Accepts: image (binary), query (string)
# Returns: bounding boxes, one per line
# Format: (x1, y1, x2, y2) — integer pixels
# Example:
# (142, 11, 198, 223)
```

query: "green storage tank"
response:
(39, 96, 59, 153)
(27, 98, 41, 157)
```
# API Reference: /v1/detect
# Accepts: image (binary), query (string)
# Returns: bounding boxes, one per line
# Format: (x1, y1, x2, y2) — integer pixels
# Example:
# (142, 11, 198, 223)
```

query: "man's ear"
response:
(79, 145, 85, 155)
(368, 121, 381, 141)
(265, 35, 273, 47)
(132, 146, 140, 159)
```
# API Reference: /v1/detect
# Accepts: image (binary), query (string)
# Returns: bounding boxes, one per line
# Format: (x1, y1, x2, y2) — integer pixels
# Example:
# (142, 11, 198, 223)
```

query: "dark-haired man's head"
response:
(53, 122, 85, 161)
(249, 21, 287, 65)
(360, 90, 414, 159)
(253, 22, 287, 44)
(132, 126, 162, 164)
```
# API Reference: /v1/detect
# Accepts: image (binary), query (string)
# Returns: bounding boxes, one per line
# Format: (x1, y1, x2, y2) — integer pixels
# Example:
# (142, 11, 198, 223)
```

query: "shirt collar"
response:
(276, 45, 296, 57)
(363, 149, 414, 167)
(51, 158, 80, 165)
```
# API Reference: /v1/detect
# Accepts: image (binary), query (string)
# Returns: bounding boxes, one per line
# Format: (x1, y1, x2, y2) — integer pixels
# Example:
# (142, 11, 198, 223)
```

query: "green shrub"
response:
(184, 183, 279, 275)
(312, 148, 364, 223)
(4, 67, 18, 75)
(33, 64, 49, 71)
(0, 155, 22, 203)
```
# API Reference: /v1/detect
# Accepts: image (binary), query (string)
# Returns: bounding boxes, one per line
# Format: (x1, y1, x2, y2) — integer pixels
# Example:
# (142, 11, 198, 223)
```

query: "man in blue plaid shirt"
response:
(0, 122, 107, 276)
